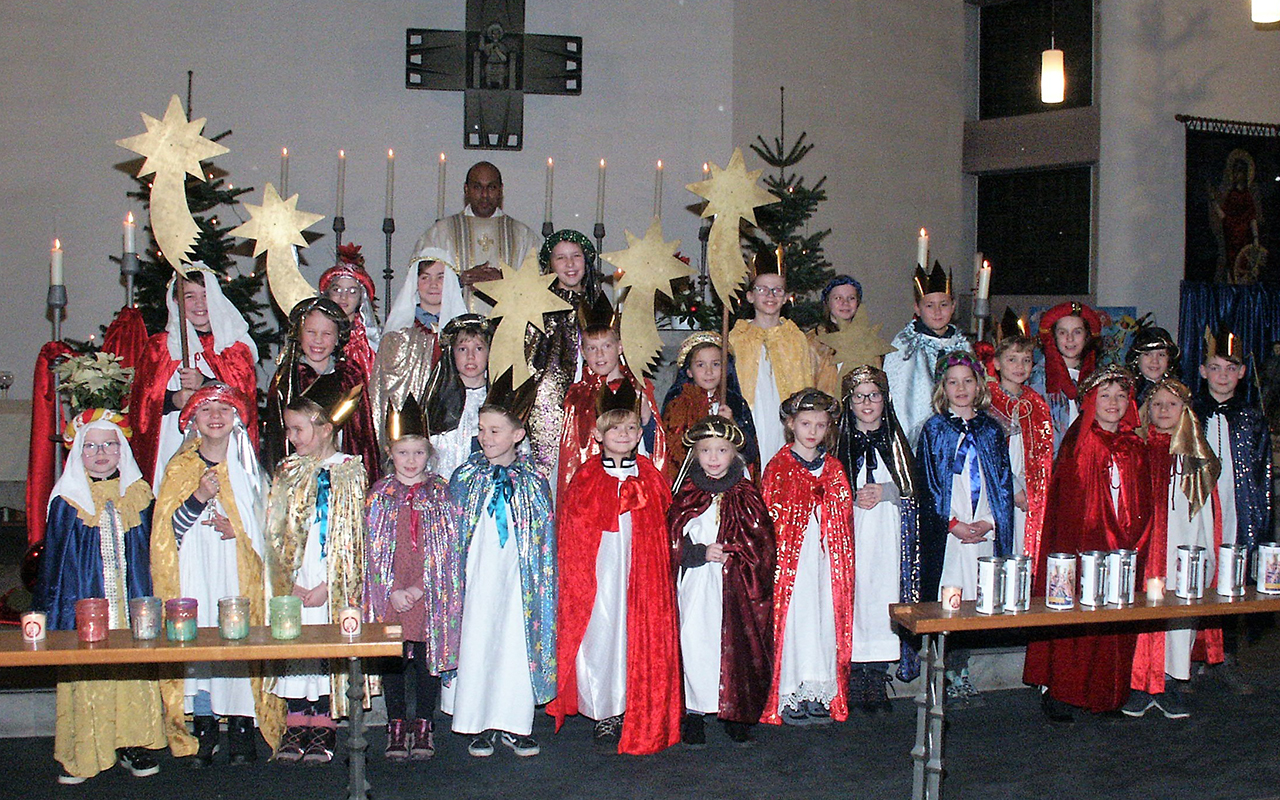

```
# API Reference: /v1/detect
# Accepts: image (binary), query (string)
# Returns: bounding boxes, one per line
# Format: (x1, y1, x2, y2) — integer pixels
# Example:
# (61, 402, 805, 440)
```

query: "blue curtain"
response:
(1178, 280, 1280, 397)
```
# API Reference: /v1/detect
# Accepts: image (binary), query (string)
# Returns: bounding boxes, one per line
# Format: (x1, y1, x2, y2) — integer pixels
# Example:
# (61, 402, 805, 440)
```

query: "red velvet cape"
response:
(1023, 395, 1153, 712)
(987, 380, 1055, 575)
(129, 331, 259, 482)
(547, 455, 682, 755)
(25, 341, 73, 546)
(668, 473, 775, 723)
(759, 449, 855, 724)
(556, 370, 667, 504)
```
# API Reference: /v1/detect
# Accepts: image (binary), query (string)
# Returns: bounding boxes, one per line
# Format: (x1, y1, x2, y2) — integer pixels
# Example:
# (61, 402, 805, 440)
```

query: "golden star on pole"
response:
(230, 183, 325, 314)
(817, 313, 897, 376)
(475, 247, 573, 386)
(602, 219, 695, 376)
(116, 95, 229, 270)
(686, 147, 779, 305)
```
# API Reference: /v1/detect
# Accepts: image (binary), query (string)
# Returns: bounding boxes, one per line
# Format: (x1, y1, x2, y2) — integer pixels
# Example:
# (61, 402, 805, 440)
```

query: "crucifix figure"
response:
(406, 0, 582, 151)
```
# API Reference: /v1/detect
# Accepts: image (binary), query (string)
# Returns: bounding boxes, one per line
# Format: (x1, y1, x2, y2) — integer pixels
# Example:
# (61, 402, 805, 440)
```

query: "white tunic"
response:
(430, 386, 487, 481)
(752, 346, 786, 468)
(153, 356, 217, 488)
(1205, 414, 1238, 546)
(678, 500, 724, 715)
(778, 465, 837, 711)
(452, 501, 535, 735)
(1007, 425, 1027, 557)
(576, 461, 637, 720)
(938, 440, 994, 600)
(851, 460, 903, 663)
(1163, 460, 1218, 680)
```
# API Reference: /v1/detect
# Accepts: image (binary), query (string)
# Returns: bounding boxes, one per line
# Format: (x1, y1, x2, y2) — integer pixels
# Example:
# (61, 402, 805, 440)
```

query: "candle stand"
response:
(382, 217, 395, 307)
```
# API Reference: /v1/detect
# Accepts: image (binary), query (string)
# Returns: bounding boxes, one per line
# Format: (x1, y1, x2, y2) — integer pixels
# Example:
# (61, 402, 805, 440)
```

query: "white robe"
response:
(851, 460, 903, 663)
(752, 346, 786, 468)
(1007, 425, 1027, 557)
(451, 502, 535, 735)
(412, 207, 541, 316)
(778, 465, 837, 711)
(1205, 414, 1238, 546)
(430, 386, 487, 481)
(153, 355, 217, 488)
(678, 500, 724, 715)
(1163, 459, 1218, 680)
(938, 440, 994, 600)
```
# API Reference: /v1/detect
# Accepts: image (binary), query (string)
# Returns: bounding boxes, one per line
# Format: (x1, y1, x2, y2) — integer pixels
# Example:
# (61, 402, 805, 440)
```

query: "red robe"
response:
(759, 449, 855, 724)
(548, 455, 682, 755)
(557, 370, 667, 504)
(128, 330, 259, 484)
(1023, 399, 1153, 713)
(986, 380, 1054, 575)
(668, 470, 775, 723)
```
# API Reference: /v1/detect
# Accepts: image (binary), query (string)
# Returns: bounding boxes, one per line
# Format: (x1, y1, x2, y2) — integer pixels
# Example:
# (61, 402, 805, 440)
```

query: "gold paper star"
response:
(116, 95, 229, 269)
(602, 219, 695, 377)
(686, 147, 779, 305)
(230, 183, 325, 314)
(817, 314, 897, 376)
(475, 248, 573, 386)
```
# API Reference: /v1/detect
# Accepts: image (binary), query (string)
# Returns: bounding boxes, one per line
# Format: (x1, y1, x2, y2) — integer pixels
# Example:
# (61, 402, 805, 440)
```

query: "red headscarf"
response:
(318, 243, 377, 303)
(1038, 301, 1102, 401)
(178, 383, 252, 433)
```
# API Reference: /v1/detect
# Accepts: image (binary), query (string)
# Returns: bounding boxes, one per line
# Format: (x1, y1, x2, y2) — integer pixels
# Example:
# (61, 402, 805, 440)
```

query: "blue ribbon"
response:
(487, 465, 515, 548)
(952, 427, 982, 516)
(316, 468, 331, 558)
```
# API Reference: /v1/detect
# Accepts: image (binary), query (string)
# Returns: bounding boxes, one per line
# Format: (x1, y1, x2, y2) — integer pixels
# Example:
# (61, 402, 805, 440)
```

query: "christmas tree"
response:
(744, 87, 834, 329)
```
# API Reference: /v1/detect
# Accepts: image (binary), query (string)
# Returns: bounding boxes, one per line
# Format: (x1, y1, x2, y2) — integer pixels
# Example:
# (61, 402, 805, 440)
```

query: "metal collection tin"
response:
(1003, 555, 1031, 612)
(1257, 543, 1280, 595)
(1078, 550, 1108, 607)
(1045, 553, 1076, 610)
(1175, 544, 1206, 599)
(1105, 549, 1137, 605)
(1218, 544, 1248, 597)
(976, 556, 1002, 615)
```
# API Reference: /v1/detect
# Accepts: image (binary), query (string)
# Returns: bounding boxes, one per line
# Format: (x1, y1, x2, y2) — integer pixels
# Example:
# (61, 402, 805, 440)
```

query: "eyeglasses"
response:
(850, 391, 884, 404)
(753, 287, 787, 297)
(326, 285, 363, 297)
(82, 441, 121, 455)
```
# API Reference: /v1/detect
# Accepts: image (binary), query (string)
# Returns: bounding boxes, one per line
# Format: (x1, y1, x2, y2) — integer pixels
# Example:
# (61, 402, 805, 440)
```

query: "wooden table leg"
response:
(925, 633, 946, 799)
(911, 634, 932, 800)
(347, 656, 369, 800)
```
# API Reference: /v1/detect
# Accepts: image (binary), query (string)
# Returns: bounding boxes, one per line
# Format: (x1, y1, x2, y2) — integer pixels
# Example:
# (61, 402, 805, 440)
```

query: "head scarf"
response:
(51, 412, 144, 518)
(287, 296, 351, 352)
(1076, 364, 1139, 433)
(539, 229, 599, 298)
(1139, 378, 1220, 517)
(319, 243, 381, 350)
(382, 247, 467, 334)
(164, 262, 258, 362)
(837, 365, 916, 496)
(1038, 301, 1102, 401)
(176, 382, 267, 519)
(821, 275, 863, 306)
(423, 313, 494, 435)
(177, 382, 253, 434)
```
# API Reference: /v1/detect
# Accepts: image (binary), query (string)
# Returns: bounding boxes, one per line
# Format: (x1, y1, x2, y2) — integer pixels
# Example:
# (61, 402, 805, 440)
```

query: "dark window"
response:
(977, 167, 1092, 295)
(980, 0, 1093, 120)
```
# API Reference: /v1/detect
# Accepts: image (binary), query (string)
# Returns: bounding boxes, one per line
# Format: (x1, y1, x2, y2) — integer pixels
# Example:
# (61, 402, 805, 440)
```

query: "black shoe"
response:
(868, 671, 893, 714)
(681, 713, 706, 749)
(592, 715, 623, 754)
(274, 726, 308, 764)
(189, 716, 220, 769)
(724, 720, 754, 747)
(1040, 691, 1074, 724)
(227, 716, 258, 765)
(117, 747, 160, 777)
(302, 727, 336, 766)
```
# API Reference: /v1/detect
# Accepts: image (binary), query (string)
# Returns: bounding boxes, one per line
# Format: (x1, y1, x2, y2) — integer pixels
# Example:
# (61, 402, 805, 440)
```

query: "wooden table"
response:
(890, 589, 1280, 800)
(0, 623, 403, 800)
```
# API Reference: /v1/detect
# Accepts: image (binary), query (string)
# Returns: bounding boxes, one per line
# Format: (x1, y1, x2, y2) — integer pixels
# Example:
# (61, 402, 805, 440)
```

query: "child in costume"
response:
(761, 389, 854, 726)
(885, 262, 972, 447)
(985, 311, 1054, 572)
(265, 376, 368, 765)
(1024, 366, 1153, 722)
(670, 416, 774, 747)
(363, 395, 462, 762)
(36, 410, 166, 784)
(1126, 325, 1180, 406)
(548, 390, 682, 755)
(129, 265, 259, 487)
(1029, 301, 1101, 453)
(265, 297, 379, 479)
(916, 351, 1014, 707)
(319, 242, 381, 380)
(661, 332, 759, 482)
(835, 366, 921, 714)
(152, 384, 282, 768)
(728, 251, 827, 466)
(448, 381, 556, 758)
(1126, 378, 1223, 720)
(422, 314, 492, 480)
(809, 275, 864, 394)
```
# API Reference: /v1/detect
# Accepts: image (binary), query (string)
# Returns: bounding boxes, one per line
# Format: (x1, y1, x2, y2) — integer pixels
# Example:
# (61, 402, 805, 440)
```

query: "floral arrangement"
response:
(55, 352, 133, 414)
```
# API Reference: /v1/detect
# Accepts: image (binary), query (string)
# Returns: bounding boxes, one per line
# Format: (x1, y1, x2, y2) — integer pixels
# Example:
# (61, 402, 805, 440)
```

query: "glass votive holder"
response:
(165, 597, 199, 642)
(270, 595, 303, 641)
(336, 606, 362, 638)
(21, 611, 47, 643)
(75, 598, 109, 643)
(218, 596, 251, 640)
(129, 596, 163, 640)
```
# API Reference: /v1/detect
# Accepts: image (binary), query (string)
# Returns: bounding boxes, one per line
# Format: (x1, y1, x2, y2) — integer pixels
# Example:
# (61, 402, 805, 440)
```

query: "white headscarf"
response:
(51, 420, 145, 517)
(382, 247, 468, 334)
(164, 262, 259, 363)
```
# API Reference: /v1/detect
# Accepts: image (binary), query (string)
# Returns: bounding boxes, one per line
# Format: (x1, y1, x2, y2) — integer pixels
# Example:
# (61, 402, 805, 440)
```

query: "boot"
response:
(385, 719, 409, 762)
(408, 719, 435, 760)
(680, 713, 706, 748)
(724, 720, 754, 747)
(869, 670, 893, 715)
(302, 726, 336, 765)
(189, 716, 220, 769)
(274, 726, 308, 764)
(227, 716, 258, 765)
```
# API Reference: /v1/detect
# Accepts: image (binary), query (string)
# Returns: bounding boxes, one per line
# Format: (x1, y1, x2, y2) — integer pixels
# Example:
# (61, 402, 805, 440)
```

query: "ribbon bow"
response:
(315, 468, 331, 558)
(950, 419, 982, 515)
(487, 465, 515, 547)
(619, 477, 647, 515)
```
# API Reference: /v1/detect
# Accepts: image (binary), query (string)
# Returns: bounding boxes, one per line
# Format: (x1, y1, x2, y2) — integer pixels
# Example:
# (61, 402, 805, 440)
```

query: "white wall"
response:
(1096, 2, 1280, 329)
(0, 0, 732, 397)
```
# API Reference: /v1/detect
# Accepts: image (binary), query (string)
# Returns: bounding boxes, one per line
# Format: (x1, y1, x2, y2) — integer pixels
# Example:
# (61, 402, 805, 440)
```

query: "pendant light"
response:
(1041, 0, 1065, 104)
(1254, 0, 1280, 24)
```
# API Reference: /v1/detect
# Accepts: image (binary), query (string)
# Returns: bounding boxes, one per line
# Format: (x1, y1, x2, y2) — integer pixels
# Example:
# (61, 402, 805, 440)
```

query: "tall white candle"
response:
(50, 239, 63, 287)
(595, 159, 606, 226)
(436, 152, 446, 221)
(977, 260, 992, 300)
(917, 228, 929, 269)
(124, 212, 136, 254)
(544, 157, 554, 224)
(653, 160, 664, 219)
(973, 251, 984, 290)
(385, 149, 395, 219)
(336, 150, 346, 217)
(702, 162, 710, 182)
(280, 148, 289, 197)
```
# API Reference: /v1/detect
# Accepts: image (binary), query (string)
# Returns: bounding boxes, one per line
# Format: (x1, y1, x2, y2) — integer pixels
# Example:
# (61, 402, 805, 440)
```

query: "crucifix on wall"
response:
(406, 0, 582, 151)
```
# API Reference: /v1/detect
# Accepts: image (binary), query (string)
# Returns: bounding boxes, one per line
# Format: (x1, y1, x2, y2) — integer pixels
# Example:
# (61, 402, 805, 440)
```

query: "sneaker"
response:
(865, 671, 893, 715)
(1121, 691, 1156, 718)
(302, 727, 335, 765)
(957, 669, 984, 707)
(780, 703, 811, 726)
(1155, 686, 1190, 720)
(681, 713, 706, 748)
(592, 716, 623, 753)
(806, 700, 833, 726)
(117, 747, 160, 777)
(408, 719, 435, 761)
(468, 731, 496, 758)
(384, 719, 409, 762)
(227, 716, 257, 765)
(189, 715, 220, 770)
(499, 731, 540, 757)
(274, 726, 308, 764)
(944, 671, 968, 710)
(56, 769, 86, 785)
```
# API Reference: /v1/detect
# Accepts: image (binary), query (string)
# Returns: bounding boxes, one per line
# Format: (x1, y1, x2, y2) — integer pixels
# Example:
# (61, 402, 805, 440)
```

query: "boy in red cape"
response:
(1024, 365, 1153, 721)
(548, 386, 681, 756)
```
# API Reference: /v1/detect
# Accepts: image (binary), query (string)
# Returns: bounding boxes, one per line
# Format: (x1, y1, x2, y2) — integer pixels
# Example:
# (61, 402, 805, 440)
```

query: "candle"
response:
(271, 595, 303, 640)
(916, 228, 928, 269)
(595, 159, 606, 226)
(165, 597, 198, 642)
(280, 147, 289, 196)
(337, 606, 362, 638)
(21, 611, 46, 643)
(977, 260, 992, 300)
(129, 597, 162, 640)
(218, 596, 251, 640)
(436, 152, 446, 220)
(653, 160, 664, 219)
(702, 162, 710, 182)
(76, 598, 109, 643)
(385, 149, 395, 219)
(50, 239, 63, 287)
(1146, 576, 1166, 601)
(124, 212, 136, 254)
(972, 251, 984, 289)
(336, 150, 346, 217)
(544, 157, 554, 225)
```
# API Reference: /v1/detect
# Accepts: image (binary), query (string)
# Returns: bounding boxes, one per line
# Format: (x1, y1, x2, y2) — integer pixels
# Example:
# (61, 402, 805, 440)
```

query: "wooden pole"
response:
(175, 273, 191, 368)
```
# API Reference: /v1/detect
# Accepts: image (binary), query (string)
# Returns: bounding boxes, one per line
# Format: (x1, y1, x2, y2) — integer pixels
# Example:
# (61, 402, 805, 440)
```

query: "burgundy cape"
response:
(263, 356, 380, 479)
(668, 470, 775, 723)
(548, 455, 682, 755)
(1023, 392, 1153, 712)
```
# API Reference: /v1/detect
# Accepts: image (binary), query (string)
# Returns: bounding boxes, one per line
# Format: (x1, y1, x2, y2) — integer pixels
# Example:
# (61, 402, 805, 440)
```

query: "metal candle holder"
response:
(698, 217, 711, 304)
(120, 252, 141, 307)
(333, 215, 346, 254)
(972, 296, 990, 342)
(593, 222, 605, 281)
(47, 284, 67, 481)
(542, 221, 554, 238)
(381, 217, 395, 307)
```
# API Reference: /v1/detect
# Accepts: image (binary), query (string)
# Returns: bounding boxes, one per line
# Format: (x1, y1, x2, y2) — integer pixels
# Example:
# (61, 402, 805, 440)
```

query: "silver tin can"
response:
(1078, 550, 1108, 607)
(1175, 545, 1205, 599)
(1217, 544, 1248, 597)
(1105, 549, 1138, 605)
(1046, 553, 1076, 610)
(1257, 542, 1280, 594)
(1003, 555, 1032, 612)
(976, 556, 1003, 615)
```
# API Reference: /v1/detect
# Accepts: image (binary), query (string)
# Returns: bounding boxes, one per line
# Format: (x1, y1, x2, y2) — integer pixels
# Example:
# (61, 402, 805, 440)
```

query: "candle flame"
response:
(657, 160, 663, 169)
(339, 149, 345, 158)
(126, 211, 134, 224)
(600, 158, 606, 168)
(983, 260, 990, 268)
(388, 149, 395, 159)
(282, 147, 288, 157)
(702, 162, 709, 172)
(548, 157, 553, 167)
(919, 228, 926, 236)
(54, 238, 61, 250)
(439, 152, 446, 162)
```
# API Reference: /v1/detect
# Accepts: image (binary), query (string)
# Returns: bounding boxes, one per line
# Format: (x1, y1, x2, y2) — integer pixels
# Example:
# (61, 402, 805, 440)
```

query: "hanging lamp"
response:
(1041, 1, 1065, 104)
(1254, 0, 1280, 24)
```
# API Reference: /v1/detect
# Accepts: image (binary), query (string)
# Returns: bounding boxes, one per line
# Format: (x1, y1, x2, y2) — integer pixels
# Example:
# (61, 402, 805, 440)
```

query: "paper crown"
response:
(1204, 325, 1244, 363)
(485, 368, 538, 427)
(912, 261, 952, 301)
(578, 290, 619, 332)
(933, 350, 986, 383)
(1127, 323, 1180, 366)
(749, 245, 786, 282)
(841, 364, 890, 398)
(995, 307, 1031, 344)
(385, 393, 428, 443)
(300, 373, 363, 427)
(596, 376, 642, 418)
(440, 312, 494, 343)
(682, 414, 746, 450)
